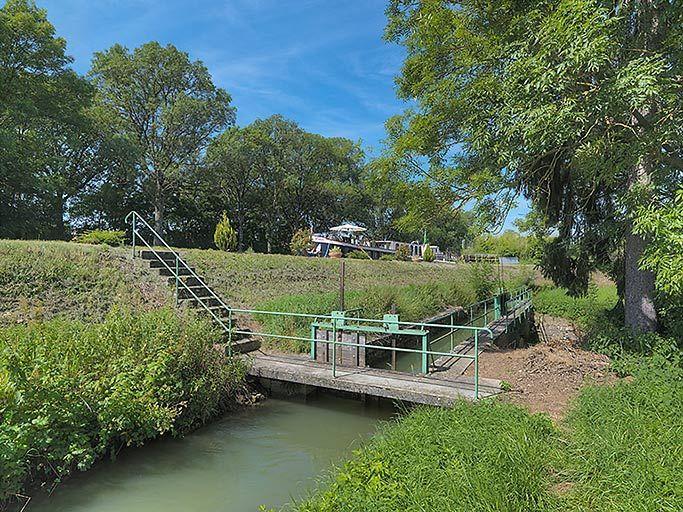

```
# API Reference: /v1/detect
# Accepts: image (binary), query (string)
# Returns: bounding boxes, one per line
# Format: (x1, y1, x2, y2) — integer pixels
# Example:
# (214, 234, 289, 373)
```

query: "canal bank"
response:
(25, 395, 394, 512)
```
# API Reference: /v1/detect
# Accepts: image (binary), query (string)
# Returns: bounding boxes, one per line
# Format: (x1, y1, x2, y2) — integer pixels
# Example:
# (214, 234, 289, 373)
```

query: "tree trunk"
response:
(623, 157, 658, 333)
(54, 193, 67, 240)
(237, 207, 245, 252)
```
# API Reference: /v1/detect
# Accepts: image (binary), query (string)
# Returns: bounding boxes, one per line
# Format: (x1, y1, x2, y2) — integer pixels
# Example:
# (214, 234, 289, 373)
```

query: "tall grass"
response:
(533, 284, 618, 327)
(296, 401, 559, 512)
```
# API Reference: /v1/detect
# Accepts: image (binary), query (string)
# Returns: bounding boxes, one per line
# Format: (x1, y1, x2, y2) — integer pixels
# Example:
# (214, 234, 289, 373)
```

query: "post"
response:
(175, 255, 179, 307)
(450, 311, 454, 351)
(474, 330, 479, 400)
(339, 260, 346, 311)
(227, 308, 233, 356)
(421, 334, 428, 374)
(484, 301, 488, 325)
(391, 303, 397, 370)
(332, 322, 337, 378)
(494, 295, 501, 320)
(131, 214, 136, 258)
(310, 324, 317, 360)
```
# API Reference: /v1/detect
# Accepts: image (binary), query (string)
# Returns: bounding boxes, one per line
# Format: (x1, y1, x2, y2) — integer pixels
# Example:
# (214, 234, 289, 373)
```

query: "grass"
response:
(296, 401, 559, 512)
(294, 360, 683, 512)
(0, 240, 171, 325)
(533, 284, 619, 327)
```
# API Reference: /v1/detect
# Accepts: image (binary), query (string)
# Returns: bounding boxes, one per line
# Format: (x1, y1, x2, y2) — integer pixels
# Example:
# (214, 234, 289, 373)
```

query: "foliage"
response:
(379, 254, 395, 261)
(534, 285, 619, 327)
(385, 0, 683, 329)
(394, 245, 410, 261)
(562, 361, 682, 511)
(347, 250, 370, 260)
(0, 240, 172, 325)
(329, 247, 342, 257)
(73, 229, 125, 246)
(421, 244, 435, 262)
(469, 231, 531, 259)
(466, 263, 498, 301)
(290, 228, 313, 256)
(214, 212, 237, 252)
(296, 401, 558, 512)
(89, 41, 235, 235)
(0, 308, 247, 504)
(633, 187, 683, 296)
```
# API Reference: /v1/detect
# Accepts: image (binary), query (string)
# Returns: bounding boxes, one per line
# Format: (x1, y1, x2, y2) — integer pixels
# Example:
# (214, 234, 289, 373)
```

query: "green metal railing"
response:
(125, 211, 532, 400)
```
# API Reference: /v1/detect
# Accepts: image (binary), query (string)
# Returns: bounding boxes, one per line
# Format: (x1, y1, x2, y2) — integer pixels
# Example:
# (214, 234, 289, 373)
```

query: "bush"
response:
(214, 212, 237, 252)
(422, 245, 435, 262)
(466, 262, 498, 301)
(290, 228, 312, 256)
(73, 229, 125, 246)
(379, 254, 395, 261)
(0, 309, 246, 503)
(395, 245, 410, 261)
(347, 250, 370, 260)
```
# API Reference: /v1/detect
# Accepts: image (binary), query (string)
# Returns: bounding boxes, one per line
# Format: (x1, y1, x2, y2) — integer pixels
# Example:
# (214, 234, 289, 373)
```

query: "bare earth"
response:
(465, 314, 614, 420)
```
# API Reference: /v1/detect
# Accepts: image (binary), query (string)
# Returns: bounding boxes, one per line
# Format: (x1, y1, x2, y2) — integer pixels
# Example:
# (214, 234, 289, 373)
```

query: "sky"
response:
(38, 0, 528, 229)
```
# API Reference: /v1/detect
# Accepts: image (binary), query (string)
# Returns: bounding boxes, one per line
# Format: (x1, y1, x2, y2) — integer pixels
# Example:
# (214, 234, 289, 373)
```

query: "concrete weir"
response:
(248, 353, 502, 406)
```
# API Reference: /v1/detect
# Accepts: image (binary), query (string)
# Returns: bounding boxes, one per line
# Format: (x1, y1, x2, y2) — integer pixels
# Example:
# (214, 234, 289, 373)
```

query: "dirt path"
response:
(464, 314, 614, 420)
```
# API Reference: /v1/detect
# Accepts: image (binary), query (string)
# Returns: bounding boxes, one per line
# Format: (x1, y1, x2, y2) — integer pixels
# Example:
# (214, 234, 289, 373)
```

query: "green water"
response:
(27, 396, 393, 512)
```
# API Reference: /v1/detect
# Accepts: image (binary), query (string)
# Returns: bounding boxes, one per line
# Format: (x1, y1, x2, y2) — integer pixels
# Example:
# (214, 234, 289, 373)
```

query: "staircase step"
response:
(157, 266, 197, 276)
(215, 337, 261, 355)
(149, 258, 185, 269)
(177, 286, 213, 299)
(179, 296, 223, 308)
(167, 276, 204, 287)
(140, 250, 177, 261)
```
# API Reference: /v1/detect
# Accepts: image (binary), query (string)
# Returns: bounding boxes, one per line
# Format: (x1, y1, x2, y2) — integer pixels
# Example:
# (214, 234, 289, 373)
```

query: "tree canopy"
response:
(385, 0, 683, 331)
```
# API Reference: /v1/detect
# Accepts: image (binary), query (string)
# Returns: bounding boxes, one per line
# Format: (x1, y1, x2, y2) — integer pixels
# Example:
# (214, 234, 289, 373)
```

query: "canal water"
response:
(27, 395, 394, 512)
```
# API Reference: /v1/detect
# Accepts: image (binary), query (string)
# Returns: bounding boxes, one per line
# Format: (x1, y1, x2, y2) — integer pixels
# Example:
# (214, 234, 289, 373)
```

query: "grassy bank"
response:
(0, 240, 171, 325)
(0, 308, 246, 506)
(294, 359, 682, 512)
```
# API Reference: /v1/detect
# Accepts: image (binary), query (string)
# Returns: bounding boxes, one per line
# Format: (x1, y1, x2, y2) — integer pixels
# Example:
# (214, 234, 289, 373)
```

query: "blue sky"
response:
(38, 0, 528, 229)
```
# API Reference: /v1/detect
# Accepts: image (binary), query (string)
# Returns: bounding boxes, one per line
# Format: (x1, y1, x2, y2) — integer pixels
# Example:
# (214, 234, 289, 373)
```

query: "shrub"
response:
(73, 229, 125, 246)
(214, 212, 237, 252)
(290, 228, 312, 256)
(347, 250, 370, 260)
(379, 254, 395, 261)
(0, 309, 246, 503)
(395, 245, 410, 261)
(329, 247, 342, 258)
(422, 245, 435, 262)
(466, 262, 498, 301)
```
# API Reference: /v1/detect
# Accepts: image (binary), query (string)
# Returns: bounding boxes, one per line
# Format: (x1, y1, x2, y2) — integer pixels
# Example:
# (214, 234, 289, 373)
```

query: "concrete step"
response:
(215, 337, 261, 355)
(177, 285, 213, 299)
(167, 276, 204, 287)
(149, 258, 185, 269)
(140, 250, 177, 261)
(179, 296, 223, 308)
(157, 266, 197, 277)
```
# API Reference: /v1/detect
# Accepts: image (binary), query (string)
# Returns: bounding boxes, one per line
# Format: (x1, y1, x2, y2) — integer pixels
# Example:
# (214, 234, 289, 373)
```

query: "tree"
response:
(214, 212, 237, 252)
(0, 0, 84, 238)
(90, 42, 235, 238)
(385, 0, 683, 332)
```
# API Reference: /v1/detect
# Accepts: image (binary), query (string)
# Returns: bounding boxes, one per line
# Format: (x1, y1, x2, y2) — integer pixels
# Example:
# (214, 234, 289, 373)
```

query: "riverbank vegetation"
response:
(0, 309, 246, 507)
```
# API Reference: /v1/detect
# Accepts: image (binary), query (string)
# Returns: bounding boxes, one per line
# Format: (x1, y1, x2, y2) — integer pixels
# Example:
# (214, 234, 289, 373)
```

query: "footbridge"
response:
(125, 211, 533, 406)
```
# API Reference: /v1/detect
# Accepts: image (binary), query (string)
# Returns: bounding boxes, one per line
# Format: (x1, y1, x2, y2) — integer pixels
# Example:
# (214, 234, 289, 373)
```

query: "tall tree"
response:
(89, 42, 235, 238)
(385, 0, 683, 332)
(0, 0, 84, 238)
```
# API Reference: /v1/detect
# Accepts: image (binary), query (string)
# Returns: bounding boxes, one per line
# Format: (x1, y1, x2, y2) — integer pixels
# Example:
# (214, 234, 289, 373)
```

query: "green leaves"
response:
(214, 212, 237, 252)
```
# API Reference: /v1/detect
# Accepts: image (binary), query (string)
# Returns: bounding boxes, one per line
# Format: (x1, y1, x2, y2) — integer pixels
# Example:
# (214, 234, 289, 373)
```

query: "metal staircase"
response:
(125, 211, 259, 354)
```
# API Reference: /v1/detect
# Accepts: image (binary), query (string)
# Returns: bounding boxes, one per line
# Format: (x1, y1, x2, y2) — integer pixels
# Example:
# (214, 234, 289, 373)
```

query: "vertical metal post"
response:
(474, 330, 479, 400)
(131, 214, 136, 258)
(310, 324, 317, 360)
(332, 322, 337, 378)
(450, 311, 454, 351)
(227, 308, 233, 356)
(339, 260, 345, 311)
(484, 301, 488, 325)
(175, 255, 179, 307)
(421, 334, 428, 374)
(494, 295, 501, 320)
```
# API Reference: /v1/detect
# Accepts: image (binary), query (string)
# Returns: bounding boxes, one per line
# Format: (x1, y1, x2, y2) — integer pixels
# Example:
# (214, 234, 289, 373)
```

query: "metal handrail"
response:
(125, 211, 235, 351)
